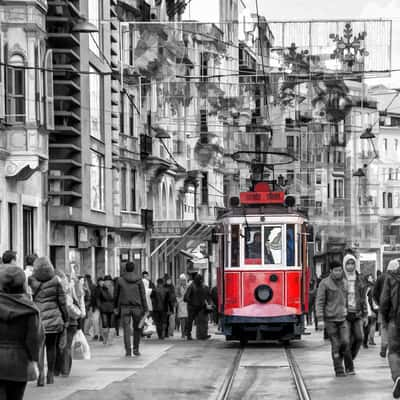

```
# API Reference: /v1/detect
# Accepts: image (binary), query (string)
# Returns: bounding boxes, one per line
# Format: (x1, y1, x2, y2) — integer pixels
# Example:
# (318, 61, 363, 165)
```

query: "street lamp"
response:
(352, 168, 366, 177)
(152, 126, 171, 139)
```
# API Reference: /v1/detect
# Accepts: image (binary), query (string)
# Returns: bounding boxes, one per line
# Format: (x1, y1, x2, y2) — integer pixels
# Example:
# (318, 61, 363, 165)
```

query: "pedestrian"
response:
(97, 275, 115, 345)
(29, 257, 68, 386)
(342, 253, 367, 362)
(151, 278, 171, 339)
(142, 271, 155, 289)
(363, 274, 378, 348)
(113, 277, 121, 336)
(176, 274, 189, 338)
(54, 272, 80, 378)
(380, 258, 400, 398)
(1, 250, 17, 268)
(164, 275, 176, 337)
(92, 278, 103, 341)
(114, 262, 148, 357)
(184, 273, 212, 340)
(80, 275, 91, 333)
(307, 279, 317, 326)
(83, 274, 95, 336)
(374, 267, 389, 358)
(316, 261, 354, 377)
(24, 254, 38, 299)
(211, 285, 218, 325)
(0, 265, 44, 400)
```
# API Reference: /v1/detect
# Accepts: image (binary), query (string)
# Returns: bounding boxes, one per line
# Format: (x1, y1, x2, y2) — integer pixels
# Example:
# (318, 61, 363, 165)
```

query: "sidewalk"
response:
(24, 335, 173, 400)
(296, 327, 394, 400)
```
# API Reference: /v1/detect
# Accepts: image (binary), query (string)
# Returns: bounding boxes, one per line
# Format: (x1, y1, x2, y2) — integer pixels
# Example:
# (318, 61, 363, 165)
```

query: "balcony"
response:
(120, 212, 143, 231)
(152, 220, 193, 239)
(198, 204, 218, 223)
(359, 205, 378, 216)
(120, 135, 140, 161)
(3, 125, 48, 180)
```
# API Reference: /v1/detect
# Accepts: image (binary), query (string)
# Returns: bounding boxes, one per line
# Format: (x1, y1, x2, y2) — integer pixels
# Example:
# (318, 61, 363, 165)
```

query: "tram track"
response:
(215, 345, 311, 400)
(285, 346, 311, 400)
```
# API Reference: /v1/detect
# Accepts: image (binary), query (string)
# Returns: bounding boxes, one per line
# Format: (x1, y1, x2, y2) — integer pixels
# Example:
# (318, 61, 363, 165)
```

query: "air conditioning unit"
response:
(150, 7, 160, 20)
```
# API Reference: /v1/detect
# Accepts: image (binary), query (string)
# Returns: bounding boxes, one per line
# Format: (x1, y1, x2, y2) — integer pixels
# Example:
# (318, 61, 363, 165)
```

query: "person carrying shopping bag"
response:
(29, 257, 68, 386)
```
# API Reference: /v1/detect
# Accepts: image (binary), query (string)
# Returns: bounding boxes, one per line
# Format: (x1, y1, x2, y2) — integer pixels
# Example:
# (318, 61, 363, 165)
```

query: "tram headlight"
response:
(254, 284, 273, 303)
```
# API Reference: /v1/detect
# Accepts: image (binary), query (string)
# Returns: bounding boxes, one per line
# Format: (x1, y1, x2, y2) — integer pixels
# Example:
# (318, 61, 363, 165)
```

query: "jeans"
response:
(121, 306, 143, 354)
(347, 317, 363, 360)
(186, 306, 202, 339)
(38, 333, 60, 380)
(388, 321, 400, 382)
(325, 320, 353, 374)
(179, 318, 188, 338)
(0, 380, 27, 400)
(55, 326, 77, 377)
(153, 311, 167, 339)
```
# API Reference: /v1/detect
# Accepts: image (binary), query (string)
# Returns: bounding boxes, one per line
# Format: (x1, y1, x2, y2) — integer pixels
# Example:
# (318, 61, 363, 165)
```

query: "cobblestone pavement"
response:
(24, 326, 394, 400)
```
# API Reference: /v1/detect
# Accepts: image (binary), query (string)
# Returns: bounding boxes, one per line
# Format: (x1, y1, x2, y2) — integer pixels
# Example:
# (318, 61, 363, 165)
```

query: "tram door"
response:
(301, 223, 309, 313)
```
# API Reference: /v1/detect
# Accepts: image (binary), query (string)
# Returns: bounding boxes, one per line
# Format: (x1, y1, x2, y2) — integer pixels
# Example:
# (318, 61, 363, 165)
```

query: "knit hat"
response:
(387, 258, 400, 271)
(0, 266, 26, 293)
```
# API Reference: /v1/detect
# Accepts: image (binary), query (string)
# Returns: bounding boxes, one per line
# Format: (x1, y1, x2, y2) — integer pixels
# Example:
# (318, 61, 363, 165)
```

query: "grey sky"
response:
(185, 0, 400, 87)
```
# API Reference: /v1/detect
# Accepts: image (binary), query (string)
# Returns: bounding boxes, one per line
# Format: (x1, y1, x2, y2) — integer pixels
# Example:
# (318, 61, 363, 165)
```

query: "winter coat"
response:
(97, 286, 114, 313)
(380, 270, 400, 326)
(114, 272, 148, 312)
(0, 292, 44, 382)
(164, 283, 177, 313)
(316, 274, 347, 322)
(373, 273, 386, 306)
(151, 286, 171, 313)
(184, 282, 211, 310)
(345, 275, 368, 319)
(29, 264, 68, 333)
(176, 284, 188, 318)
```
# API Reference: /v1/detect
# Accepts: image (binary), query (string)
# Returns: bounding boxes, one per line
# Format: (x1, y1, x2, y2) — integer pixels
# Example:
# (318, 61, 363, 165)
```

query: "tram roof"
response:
(219, 205, 307, 219)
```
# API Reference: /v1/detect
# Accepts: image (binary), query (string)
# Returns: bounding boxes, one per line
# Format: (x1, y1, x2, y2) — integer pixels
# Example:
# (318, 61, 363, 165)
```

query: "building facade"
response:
(0, 0, 51, 264)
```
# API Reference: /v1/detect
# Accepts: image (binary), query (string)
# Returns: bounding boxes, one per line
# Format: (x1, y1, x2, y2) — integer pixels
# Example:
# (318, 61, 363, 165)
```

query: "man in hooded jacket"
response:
(380, 258, 400, 398)
(342, 253, 368, 363)
(114, 262, 148, 356)
(316, 261, 353, 377)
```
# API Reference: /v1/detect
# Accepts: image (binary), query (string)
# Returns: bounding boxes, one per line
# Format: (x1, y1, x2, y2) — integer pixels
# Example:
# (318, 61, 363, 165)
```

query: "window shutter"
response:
(44, 49, 54, 130)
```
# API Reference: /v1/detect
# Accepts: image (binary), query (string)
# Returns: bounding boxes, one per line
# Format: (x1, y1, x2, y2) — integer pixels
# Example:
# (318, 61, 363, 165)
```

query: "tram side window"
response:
(231, 225, 240, 267)
(264, 226, 282, 264)
(286, 224, 295, 266)
(244, 226, 261, 264)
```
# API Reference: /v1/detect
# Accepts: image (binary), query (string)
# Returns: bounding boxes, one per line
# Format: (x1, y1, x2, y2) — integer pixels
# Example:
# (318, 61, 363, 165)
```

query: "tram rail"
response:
(215, 345, 311, 400)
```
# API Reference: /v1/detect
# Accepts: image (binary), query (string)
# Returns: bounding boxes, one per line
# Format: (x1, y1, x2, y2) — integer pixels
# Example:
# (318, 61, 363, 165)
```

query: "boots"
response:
(37, 373, 45, 387)
(47, 372, 54, 384)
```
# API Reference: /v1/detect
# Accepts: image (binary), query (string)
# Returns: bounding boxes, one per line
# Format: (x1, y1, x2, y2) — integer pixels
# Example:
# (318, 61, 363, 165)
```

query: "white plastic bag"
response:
(142, 317, 156, 336)
(72, 329, 91, 360)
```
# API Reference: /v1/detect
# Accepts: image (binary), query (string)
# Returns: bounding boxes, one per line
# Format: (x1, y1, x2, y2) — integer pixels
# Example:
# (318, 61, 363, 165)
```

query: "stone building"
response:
(0, 0, 51, 264)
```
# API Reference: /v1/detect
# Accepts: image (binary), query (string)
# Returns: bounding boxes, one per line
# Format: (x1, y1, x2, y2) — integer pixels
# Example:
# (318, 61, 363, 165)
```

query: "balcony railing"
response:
(152, 220, 193, 237)
(120, 134, 140, 161)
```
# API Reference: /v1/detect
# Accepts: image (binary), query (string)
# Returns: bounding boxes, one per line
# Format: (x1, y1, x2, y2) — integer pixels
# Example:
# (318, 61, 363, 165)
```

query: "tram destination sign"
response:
(240, 191, 285, 205)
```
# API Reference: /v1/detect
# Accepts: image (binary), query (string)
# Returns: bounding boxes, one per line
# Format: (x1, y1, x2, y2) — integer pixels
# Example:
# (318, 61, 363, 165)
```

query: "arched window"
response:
(6, 54, 25, 123)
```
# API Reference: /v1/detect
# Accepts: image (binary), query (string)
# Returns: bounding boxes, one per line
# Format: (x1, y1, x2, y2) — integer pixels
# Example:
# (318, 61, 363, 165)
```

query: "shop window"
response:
(90, 151, 105, 211)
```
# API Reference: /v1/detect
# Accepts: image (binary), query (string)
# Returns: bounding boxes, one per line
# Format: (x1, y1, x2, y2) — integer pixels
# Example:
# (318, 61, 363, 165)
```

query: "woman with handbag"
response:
(55, 272, 81, 377)
(29, 257, 68, 386)
(0, 265, 44, 399)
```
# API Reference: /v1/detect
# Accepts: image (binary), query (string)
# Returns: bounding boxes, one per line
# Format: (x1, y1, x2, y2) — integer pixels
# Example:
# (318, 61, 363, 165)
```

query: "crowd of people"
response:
(311, 252, 400, 399)
(0, 250, 216, 400)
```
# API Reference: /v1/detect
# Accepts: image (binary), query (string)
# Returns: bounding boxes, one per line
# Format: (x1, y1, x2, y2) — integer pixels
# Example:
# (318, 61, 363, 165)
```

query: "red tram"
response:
(217, 182, 310, 344)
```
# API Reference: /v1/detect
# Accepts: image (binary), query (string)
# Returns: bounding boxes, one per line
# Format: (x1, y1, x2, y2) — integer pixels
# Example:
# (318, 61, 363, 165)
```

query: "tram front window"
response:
(264, 226, 282, 265)
(244, 226, 262, 264)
